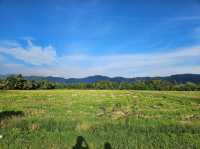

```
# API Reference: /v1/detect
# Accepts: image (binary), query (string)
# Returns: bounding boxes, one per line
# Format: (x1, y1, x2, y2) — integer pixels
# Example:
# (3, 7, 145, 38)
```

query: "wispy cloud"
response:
(0, 40, 200, 77)
(0, 40, 56, 65)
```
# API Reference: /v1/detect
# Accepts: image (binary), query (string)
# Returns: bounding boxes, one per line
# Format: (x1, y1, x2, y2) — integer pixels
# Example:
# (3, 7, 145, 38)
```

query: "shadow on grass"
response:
(0, 110, 24, 121)
(104, 142, 112, 149)
(72, 136, 89, 149)
(72, 136, 112, 149)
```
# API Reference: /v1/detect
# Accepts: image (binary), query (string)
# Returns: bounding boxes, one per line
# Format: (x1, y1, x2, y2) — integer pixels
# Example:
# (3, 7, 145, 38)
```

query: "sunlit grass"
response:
(0, 90, 200, 148)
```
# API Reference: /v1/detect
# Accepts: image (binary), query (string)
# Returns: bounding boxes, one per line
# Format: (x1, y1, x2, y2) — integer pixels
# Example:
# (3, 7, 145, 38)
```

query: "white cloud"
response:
(59, 46, 200, 71)
(0, 40, 200, 77)
(0, 40, 57, 65)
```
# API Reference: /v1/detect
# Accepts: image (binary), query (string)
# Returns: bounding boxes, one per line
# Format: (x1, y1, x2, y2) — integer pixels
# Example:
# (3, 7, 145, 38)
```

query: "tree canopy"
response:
(0, 74, 200, 91)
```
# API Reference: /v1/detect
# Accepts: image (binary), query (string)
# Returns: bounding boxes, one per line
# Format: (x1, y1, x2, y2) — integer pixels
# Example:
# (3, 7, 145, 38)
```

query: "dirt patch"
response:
(75, 122, 91, 131)
(96, 105, 131, 119)
(30, 123, 40, 131)
(111, 110, 129, 119)
(138, 114, 162, 119)
(27, 109, 45, 116)
(183, 114, 200, 121)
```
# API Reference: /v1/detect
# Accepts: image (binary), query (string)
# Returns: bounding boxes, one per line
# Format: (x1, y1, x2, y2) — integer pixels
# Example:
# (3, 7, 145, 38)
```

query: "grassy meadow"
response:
(0, 90, 200, 149)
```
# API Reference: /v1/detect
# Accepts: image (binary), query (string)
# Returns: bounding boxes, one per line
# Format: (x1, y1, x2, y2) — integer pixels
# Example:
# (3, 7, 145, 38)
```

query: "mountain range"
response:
(11, 74, 200, 84)
(1, 74, 200, 84)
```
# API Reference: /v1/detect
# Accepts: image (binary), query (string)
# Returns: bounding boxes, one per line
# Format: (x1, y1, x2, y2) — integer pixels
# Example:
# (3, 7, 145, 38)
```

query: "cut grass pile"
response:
(0, 90, 200, 149)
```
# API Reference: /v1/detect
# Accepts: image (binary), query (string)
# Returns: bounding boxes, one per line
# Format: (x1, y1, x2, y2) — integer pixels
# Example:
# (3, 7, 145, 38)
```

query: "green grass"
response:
(0, 90, 200, 149)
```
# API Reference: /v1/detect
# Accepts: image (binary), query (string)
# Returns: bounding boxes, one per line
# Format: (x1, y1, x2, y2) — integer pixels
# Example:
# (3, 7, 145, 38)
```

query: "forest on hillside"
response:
(0, 74, 200, 91)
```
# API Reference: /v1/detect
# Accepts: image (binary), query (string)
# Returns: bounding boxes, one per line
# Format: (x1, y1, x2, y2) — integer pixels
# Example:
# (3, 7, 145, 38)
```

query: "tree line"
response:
(0, 74, 55, 90)
(0, 74, 200, 91)
(64, 79, 200, 91)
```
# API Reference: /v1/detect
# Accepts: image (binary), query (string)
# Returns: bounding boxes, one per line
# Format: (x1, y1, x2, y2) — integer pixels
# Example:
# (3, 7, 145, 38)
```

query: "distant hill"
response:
(164, 74, 200, 83)
(1, 74, 200, 84)
(24, 76, 67, 83)
(0, 74, 7, 79)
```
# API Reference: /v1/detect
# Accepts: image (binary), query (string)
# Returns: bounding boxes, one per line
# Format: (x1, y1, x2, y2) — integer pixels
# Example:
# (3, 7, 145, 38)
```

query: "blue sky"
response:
(0, 0, 200, 78)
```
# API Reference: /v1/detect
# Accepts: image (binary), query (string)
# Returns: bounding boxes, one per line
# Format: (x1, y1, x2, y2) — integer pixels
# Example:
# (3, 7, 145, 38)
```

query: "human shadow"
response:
(104, 142, 112, 149)
(0, 110, 24, 121)
(72, 136, 89, 149)
(72, 136, 113, 149)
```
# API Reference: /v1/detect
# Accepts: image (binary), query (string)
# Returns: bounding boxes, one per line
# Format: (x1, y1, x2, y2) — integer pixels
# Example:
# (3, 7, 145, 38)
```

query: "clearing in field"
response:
(0, 90, 200, 149)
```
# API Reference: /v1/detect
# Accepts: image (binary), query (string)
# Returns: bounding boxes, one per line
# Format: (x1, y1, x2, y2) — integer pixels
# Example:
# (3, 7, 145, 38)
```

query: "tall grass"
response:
(0, 90, 200, 148)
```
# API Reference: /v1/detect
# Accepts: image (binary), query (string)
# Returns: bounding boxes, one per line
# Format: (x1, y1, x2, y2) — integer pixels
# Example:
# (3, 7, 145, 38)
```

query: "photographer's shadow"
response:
(72, 136, 89, 149)
(72, 136, 112, 149)
(104, 142, 112, 149)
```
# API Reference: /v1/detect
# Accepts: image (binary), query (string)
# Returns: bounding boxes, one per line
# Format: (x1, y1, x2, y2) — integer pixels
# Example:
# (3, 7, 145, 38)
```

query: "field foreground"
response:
(0, 90, 200, 149)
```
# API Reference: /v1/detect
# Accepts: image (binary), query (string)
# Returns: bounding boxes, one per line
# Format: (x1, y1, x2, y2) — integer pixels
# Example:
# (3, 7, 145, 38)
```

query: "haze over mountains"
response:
(1, 74, 200, 84)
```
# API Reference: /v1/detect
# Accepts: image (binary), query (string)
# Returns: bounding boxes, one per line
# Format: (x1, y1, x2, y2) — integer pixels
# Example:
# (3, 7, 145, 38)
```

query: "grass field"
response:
(0, 90, 200, 149)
